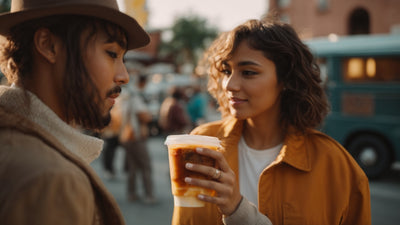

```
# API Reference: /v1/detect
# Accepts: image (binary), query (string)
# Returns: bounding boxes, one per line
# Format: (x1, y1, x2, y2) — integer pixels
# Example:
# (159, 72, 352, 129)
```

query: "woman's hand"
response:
(184, 147, 243, 216)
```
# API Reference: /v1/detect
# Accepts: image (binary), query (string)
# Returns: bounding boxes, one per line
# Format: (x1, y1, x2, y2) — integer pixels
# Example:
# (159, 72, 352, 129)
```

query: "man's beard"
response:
(101, 110, 112, 127)
(82, 97, 109, 131)
(71, 85, 121, 131)
(96, 86, 121, 130)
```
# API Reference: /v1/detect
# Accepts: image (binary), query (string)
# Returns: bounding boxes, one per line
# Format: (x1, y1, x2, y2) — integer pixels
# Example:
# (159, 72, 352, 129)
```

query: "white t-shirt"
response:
(238, 136, 282, 207)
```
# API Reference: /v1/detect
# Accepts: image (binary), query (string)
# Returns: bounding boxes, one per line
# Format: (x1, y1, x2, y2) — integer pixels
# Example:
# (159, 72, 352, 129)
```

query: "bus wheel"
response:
(347, 134, 392, 179)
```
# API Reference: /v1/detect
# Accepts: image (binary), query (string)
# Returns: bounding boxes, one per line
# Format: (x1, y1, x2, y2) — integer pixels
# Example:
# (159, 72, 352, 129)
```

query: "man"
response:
(159, 87, 190, 135)
(119, 74, 156, 204)
(100, 106, 123, 180)
(0, 0, 149, 224)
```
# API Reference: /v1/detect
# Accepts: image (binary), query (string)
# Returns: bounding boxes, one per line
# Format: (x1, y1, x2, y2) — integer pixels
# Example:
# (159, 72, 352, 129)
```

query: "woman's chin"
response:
(230, 109, 248, 120)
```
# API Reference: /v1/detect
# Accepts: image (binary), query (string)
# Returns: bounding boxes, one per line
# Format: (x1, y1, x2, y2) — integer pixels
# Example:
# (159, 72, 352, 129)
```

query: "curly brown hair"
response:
(0, 15, 127, 130)
(200, 19, 329, 132)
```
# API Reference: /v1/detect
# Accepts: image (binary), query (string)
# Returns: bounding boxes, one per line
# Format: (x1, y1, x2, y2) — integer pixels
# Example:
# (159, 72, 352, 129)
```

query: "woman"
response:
(0, 0, 149, 224)
(172, 19, 371, 225)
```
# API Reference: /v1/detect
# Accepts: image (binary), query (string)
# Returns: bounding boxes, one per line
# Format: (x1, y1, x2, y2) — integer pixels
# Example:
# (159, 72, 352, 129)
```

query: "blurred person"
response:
(99, 103, 123, 180)
(172, 18, 371, 225)
(186, 85, 208, 128)
(159, 86, 190, 135)
(0, 0, 149, 224)
(118, 74, 156, 204)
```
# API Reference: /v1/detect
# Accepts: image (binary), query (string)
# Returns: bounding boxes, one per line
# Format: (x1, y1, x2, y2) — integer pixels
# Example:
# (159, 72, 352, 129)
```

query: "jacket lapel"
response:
(218, 118, 243, 183)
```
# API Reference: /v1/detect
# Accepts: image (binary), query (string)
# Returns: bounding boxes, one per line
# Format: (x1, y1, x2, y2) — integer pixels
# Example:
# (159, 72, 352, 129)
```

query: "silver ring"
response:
(213, 169, 222, 180)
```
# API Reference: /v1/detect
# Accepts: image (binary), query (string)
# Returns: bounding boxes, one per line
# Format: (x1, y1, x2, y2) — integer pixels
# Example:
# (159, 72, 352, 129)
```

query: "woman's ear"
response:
(33, 28, 62, 64)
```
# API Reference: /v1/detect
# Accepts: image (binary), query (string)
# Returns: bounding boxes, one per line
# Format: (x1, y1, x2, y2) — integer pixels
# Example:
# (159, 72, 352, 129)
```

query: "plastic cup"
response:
(164, 134, 222, 207)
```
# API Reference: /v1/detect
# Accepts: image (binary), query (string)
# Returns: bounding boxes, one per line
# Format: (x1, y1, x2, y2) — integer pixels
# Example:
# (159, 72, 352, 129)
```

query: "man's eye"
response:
(106, 51, 117, 58)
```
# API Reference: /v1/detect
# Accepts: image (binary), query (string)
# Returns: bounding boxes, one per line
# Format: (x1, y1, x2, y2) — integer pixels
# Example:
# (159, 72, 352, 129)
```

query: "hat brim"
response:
(0, 4, 150, 50)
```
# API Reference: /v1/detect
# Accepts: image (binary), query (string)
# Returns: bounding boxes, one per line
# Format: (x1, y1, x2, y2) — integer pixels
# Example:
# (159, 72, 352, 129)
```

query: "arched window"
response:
(348, 7, 370, 35)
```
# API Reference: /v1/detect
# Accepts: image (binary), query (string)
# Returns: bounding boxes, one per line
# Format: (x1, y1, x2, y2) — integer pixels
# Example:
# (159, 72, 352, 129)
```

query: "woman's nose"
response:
(223, 72, 240, 92)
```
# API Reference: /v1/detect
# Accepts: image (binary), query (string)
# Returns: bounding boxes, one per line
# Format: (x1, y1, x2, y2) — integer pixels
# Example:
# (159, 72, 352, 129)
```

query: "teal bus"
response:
(305, 34, 400, 179)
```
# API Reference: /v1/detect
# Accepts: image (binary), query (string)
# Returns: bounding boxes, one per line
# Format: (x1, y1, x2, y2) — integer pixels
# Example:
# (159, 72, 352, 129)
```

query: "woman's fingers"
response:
(197, 193, 228, 205)
(184, 174, 241, 215)
(184, 176, 228, 196)
(185, 162, 236, 194)
(184, 147, 243, 215)
(195, 147, 231, 172)
(186, 163, 225, 181)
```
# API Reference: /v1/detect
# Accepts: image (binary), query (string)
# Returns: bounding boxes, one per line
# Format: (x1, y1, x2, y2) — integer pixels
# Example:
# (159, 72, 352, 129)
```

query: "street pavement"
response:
(91, 136, 174, 225)
(369, 165, 400, 225)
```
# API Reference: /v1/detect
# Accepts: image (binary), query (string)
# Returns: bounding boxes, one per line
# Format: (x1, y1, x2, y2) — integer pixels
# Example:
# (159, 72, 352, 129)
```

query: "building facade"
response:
(268, 0, 400, 39)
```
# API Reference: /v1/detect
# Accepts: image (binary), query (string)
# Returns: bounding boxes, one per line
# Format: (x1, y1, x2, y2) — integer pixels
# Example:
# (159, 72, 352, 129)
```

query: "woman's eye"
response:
(106, 51, 117, 59)
(222, 69, 231, 76)
(242, 70, 257, 76)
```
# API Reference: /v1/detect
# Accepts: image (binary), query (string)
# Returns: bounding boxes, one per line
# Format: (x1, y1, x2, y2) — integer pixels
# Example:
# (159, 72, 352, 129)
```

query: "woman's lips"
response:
(229, 97, 247, 106)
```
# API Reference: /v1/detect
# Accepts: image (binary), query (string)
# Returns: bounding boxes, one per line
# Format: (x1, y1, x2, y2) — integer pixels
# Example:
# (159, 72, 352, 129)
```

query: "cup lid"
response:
(164, 134, 221, 148)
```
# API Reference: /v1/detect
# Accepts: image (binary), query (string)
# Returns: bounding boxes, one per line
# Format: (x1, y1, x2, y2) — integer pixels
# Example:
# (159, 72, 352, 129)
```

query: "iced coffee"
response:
(164, 134, 222, 207)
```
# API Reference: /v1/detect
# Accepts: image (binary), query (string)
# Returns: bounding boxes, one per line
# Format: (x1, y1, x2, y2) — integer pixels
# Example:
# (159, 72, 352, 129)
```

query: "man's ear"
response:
(33, 28, 62, 64)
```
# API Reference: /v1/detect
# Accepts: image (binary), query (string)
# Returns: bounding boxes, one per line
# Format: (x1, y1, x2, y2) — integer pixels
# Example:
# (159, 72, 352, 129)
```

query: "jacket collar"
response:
(220, 117, 312, 172)
(279, 128, 312, 172)
(0, 85, 103, 163)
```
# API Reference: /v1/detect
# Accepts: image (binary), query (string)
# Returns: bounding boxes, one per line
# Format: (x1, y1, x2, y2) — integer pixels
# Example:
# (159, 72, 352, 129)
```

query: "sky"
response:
(145, 0, 269, 31)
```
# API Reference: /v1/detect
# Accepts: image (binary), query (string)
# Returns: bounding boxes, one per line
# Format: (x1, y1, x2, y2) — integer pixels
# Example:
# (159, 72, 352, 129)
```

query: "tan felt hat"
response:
(0, 0, 150, 50)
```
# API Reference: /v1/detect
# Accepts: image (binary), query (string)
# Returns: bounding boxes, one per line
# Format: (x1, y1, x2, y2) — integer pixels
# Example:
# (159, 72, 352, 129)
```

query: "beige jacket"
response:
(0, 86, 125, 225)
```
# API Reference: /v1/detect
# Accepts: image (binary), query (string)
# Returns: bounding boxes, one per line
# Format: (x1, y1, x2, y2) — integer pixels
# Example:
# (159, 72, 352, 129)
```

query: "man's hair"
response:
(200, 18, 330, 133)
(138, 74, 148, 83)
(172, 87, 184, 100)
(0, 15, 127, 130)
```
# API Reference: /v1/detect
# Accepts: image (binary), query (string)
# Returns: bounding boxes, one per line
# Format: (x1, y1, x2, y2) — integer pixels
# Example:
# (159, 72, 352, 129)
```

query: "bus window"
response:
(343, 57, 400, 82)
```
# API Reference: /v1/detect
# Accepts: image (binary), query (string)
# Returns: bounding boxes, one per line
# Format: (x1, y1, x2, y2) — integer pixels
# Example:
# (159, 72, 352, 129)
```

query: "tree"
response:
(0, 0, 10, 13)
(159, 14, 218, 73)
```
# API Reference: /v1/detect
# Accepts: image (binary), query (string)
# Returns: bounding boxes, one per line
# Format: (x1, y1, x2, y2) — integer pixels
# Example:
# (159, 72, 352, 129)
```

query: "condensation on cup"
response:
(164, 134, 222, 207)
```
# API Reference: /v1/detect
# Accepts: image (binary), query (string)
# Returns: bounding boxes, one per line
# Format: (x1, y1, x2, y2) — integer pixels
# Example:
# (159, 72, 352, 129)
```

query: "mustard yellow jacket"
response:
(172, 117, 371, 225)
